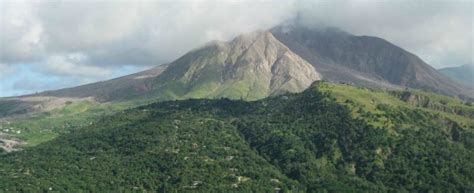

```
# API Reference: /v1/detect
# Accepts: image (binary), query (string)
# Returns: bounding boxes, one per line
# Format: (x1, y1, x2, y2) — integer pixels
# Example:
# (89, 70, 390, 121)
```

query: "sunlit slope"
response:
(315, 82, 474, 130)
(1, 81, 473, 192)
(0, 98, 155, 147)
(151, 31, 320, 101)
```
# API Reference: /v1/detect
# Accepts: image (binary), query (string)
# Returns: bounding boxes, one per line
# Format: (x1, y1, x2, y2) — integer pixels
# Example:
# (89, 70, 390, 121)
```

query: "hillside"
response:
(0, 82, 473, 192)
(271, 25, 474, 99)
(439, 64, 474, 86)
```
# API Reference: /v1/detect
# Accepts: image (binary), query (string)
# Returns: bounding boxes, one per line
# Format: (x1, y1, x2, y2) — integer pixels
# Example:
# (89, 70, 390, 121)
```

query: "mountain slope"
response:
(1, 82, 472, 192)
(439, 64, 474, 86)
(0, 64, 169, 119)
(271, 25, 474, 99)
(152, 31, 321, 100)
(38, 64, 170, 102)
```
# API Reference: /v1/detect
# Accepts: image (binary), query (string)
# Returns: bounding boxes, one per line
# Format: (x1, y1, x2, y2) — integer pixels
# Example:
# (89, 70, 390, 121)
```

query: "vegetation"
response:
(0, 81, 472, 192)
(0, 98, 160, 146)
(316, 82, 474, 129)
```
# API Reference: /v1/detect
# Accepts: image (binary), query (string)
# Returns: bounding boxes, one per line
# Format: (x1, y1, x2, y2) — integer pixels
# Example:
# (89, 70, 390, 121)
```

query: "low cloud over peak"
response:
(0, 0, 472, 96)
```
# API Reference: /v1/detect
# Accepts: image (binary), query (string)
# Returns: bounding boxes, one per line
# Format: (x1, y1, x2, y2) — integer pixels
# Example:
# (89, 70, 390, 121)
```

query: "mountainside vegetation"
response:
(0, 99, 142, 147)
(1, 81, 472, 192)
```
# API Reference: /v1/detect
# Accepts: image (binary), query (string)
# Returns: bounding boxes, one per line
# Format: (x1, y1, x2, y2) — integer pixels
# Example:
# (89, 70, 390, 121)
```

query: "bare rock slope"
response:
(153, 31, 321, 100)
(271, 25, 474, 99)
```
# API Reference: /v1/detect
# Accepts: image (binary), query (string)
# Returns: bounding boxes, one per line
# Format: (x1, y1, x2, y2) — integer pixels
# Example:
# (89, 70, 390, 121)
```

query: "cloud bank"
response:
(296, 0, 473, 67)
(1, 1, 295, 74)
(0, 0, 472, 96)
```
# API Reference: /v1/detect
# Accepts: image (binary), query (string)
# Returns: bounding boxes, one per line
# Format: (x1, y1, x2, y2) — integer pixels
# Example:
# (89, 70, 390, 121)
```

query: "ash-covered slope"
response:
(271, 25, 474, 99)
(152, 31, 321, 100)
(38, 64, 169, 102)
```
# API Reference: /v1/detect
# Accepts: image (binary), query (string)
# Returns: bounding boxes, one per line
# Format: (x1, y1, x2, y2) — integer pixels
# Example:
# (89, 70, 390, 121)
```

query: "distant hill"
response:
(1, 82, 472, 192)
(439, 64, 474, 86)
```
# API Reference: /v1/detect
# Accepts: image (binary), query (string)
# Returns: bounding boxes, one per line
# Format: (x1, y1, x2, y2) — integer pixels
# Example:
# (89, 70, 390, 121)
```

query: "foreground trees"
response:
(0, 84, 472, 192)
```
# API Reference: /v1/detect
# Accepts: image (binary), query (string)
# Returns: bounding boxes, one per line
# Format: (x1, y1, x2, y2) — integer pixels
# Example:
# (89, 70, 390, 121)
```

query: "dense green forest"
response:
(0, 82, 473, 192)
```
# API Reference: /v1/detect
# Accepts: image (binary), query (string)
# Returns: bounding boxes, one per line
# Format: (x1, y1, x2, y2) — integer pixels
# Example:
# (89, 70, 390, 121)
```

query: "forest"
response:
(0, 82, 472, 192)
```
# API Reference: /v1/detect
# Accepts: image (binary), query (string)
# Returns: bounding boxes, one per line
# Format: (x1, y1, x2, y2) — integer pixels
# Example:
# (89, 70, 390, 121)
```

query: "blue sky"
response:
(0, 64, 147, 97)
(0, 0, 472, 97)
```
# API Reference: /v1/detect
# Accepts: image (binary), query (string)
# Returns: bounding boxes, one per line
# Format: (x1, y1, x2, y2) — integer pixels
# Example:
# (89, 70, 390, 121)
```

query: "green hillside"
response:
(316, 82, 474, 129)
(1, 81, 472, 192)
(0, 98, 153, 147)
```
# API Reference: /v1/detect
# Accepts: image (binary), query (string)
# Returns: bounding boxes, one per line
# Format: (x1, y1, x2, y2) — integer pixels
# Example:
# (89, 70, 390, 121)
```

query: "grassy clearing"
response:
(315, 82, 474, 130)
(0, 100, 137, 146)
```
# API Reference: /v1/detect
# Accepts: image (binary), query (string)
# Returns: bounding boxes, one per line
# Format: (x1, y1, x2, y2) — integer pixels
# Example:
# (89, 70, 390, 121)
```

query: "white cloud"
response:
(41, 53, 112, 77)
(0, 0, 472, 76)
(295, 0, 473, 68)
(1, 0, 295, 70)
(0, 1, 44, 63)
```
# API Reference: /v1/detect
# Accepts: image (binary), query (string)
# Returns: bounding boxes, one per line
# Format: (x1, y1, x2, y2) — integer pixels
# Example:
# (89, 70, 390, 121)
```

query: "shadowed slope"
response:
(271, 25, 474, 99)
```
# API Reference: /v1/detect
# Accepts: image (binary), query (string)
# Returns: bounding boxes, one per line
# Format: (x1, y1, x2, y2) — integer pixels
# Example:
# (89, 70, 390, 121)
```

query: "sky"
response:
(0, 0, 473, 97)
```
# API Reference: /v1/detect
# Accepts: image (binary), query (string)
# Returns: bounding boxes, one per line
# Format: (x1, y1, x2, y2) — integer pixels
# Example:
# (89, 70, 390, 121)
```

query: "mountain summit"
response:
(150, 31, 321, 100)
(39, 31, 321, 102)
